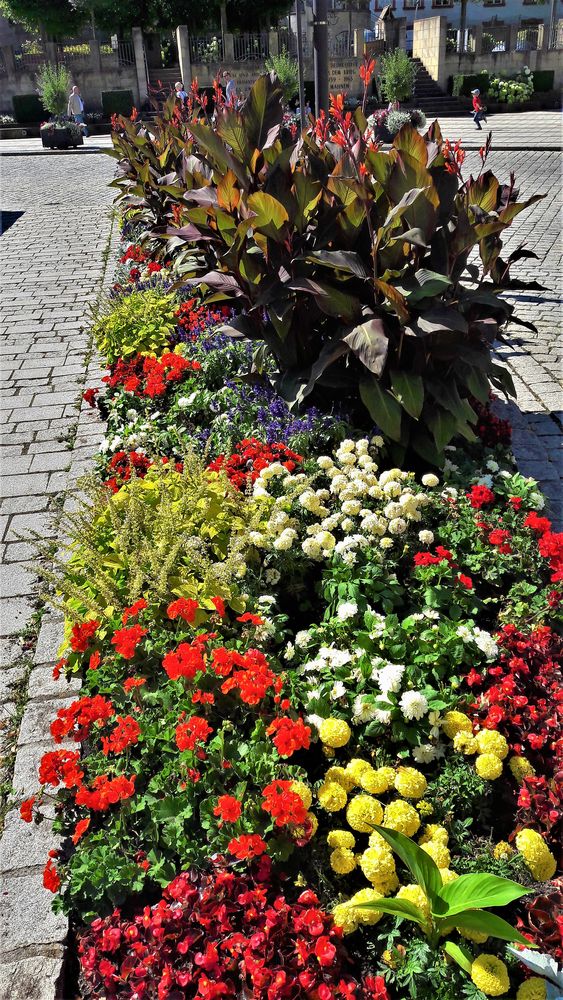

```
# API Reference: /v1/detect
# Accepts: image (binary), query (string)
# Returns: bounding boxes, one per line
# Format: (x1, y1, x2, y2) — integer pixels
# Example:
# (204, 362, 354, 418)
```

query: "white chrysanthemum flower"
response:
(388, 518, 407, 536)
(477, 475, 493, 488)
(341, 499, 362, 516)
(383, 481, 402, 497)
(249, 531, 267, 547)
(295, 630, 311, 647)
(338, 439, 356, 454)
(421, 474, 439, 487)
(457, 625, 472, 642)
(380, 537, 394, 549)
(418, 530, 434, 544)
(273, 528, 297, 551)
(330, 681, 347, 700)
(472, 628, 498, 660)
(341, 551, 357, 566)
(341, 518, 355, 533)
(372, 435, 384, 448)
(486, 459, 499, 473)
(377, 663, 405, 694)
(399, 690, 429, 721)
(443, 459, 460, 474)
(315, 531, 336, 551)
(330, 475, 348, 494)
(265, 568, 280, 585)
(353, 696, 378, 724)
(306, 713, 323, 729)
(373, 706, 392, 724)
(302, 538, 323, 560)
(413, 743, 440, 764)
(317, 456, 334, 470)
(384, 502, 402, 520)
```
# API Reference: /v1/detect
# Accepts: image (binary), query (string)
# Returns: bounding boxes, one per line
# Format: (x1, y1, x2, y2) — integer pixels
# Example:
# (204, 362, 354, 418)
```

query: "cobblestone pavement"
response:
(433, 109, 562, 148)
(0, 153, 115, 995)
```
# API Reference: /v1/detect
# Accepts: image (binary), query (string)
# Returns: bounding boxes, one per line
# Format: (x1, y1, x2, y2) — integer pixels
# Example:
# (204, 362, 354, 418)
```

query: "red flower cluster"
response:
(465, 624, 562, 841)
(467, 484, 496, 509)
(101, 715, 141, 755)
(102, 352, 200, 398)
(78, 859, 389, 1000)
(50, 695, 114, 744)
(39, 749, 84, 789)
(104, 450, 153, 493)
(267, 716, 311, 758)
(262, 780, 308, 828)
(119, 245, 147, 264)
(175, 298, 230, 339)
(220, 648, 278, 705)
(175, 715, 213, 751)
(163, 640, 205, 681)
(111, 624, 147, 660)
(70, 619, 100, 653)
(167, 597, 199, 622)
(469, 398, 512, 448)
(413, 546, 455, 567)
(213, 794, 242, 823)
(83, 387, 100, 408)
(75, 774, 136, 812)
(208, 438, 303, 490)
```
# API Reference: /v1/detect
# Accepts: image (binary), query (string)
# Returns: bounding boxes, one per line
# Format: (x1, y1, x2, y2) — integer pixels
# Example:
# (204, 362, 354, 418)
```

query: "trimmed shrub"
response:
(36, 63, 71, 117)
(101, 89, 134, 117)
(12, 93, 45, 123)
(451, 71, 490, 98)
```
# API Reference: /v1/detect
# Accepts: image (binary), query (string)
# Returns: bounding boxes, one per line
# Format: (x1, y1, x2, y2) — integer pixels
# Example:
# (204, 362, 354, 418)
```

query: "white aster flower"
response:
(295, 630, 311, 647)
(380, 537, 394, 549)
(330, 681, 347, 700)
(472, 627, 498, 659)
(353, 696, 378, 724)
(399, 690, 429, 721)
(418, 530, 434, 544)
(413, 743, 440, 764)
(377, 663, 405, 694)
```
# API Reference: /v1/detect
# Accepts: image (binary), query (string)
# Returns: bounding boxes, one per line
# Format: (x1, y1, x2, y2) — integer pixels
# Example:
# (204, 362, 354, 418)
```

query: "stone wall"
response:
(189, 57, 364, 98)
(0, 48, 139, 114)
(412, 15, 446, 85)
(444, 48, 563, 91)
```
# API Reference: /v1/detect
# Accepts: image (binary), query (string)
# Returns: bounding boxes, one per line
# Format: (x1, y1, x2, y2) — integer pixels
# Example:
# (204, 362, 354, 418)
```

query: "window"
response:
(432, 0, 453, 7)
(404, 0, 424, 8)
(484, 0, 505, 6)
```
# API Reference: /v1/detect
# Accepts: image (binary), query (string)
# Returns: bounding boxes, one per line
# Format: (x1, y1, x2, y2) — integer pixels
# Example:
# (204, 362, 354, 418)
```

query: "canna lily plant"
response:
(357, 826, 534, 976)
(108, 64, 544, 464)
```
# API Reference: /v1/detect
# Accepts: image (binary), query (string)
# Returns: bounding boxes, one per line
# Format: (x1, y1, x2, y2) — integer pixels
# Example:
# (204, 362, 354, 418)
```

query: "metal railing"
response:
(57, 41, 91, 66)
(281, 31, 313, 59)
(515, 25, 540, 50)
(189, 35, 223, 64)
(549, 20, 563, 48)
(233, 32, 269, 61)
(13, 46, 44, 70)
(117, 40, 135, 66)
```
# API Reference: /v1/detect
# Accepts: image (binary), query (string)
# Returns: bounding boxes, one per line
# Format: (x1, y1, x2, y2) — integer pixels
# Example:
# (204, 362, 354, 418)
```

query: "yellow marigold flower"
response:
(439, 868, 458, 884)
(330, 847, 357, 875)
(383, 800, 420, 837)
(459, 925, 489, 944)
(516, 978, 547, 1000)
(368, 830, 393, 852)
(442, 711, 472, 739)
(345, 758, 372, 785)
(475, 753, 504, 780)
(515, 828, 556, 880)
(509, 756, 536, 784)
(417, 799, 434, 816)
(420, 841, 451, 869)
(493, 841, 514, 861)
(306, 812, 318, 837)
(418, 824, 449, 847)
(470, 954, 510, 996)
(360, 767, 394, 795)
(350, 887, 383, 925)
(475, 730, 509, 760)
(359, 847, 399, 894)
(453, 731, 478, 754)
(325, 766, 355, 792)
(346, 794, 383, 833)
(394, 767, 428, 799)
(319, 718, 351, 748)
(396, 885, 431, 925)
(317, 781, 348, 812)
(332, 902, 358, 935)
(327, 829, 356, 850)
(291, 781, 312, 810)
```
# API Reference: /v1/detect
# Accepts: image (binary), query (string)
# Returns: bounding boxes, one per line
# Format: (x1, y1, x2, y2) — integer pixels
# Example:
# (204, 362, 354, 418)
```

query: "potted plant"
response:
(37, 63, 84, 149)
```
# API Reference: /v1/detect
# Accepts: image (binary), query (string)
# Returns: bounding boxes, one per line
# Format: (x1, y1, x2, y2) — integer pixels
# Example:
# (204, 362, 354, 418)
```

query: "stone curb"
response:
(2, 145, 562, 158)
(0, 215, 118, 1000)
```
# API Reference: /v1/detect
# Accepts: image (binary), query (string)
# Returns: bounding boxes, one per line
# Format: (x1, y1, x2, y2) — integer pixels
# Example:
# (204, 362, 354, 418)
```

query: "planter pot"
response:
(41, 126, 84, 149)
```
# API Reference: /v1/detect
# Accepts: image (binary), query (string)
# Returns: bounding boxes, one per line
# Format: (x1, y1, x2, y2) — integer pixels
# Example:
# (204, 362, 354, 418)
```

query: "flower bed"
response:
(20, 66, 562, 1000)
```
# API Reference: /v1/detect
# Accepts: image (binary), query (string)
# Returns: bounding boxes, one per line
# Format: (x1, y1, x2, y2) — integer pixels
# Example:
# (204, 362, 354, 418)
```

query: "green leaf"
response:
(292, 171, 322, 232)
(372, 826, 443, 903)
(302, 250, 370, 280)
(383, 186, 428, 228)
(360, 377, 403, 441)
(443, 941, 473, 975)
(438, 874, 527, 917)
(342, 315, 389, 376)
(427, 406, 457, 453)
(247, 192, 289, 240)
(354, 896, 428, 928)
(439, 909, 532, 946)
(410, 268, 453, 302)
(390, 371, 424, 419)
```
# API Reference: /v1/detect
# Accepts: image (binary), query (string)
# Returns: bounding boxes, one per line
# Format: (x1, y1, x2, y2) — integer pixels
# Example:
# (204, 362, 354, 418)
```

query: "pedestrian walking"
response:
(471, 88, 487, 130)
(174, 81, 187, 102)
(67, 85, 88, 136)
(223, 71, 237, 106)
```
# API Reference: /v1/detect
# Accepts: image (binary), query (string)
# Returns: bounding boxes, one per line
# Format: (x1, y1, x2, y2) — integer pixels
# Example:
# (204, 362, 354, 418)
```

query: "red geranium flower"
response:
(43, 858, 60, 893)
(72, 817, 91, 845)
(167, 597, 199, 623)
(267, 716, 311, 757)
(163, 642, 205, 681)
(101, 715, 141, 755)
(20, 795, 35, 823)
(261, 780, 308, 827)
(70, 619, 100, 653)
(211, 596, 226, 617)
(213, 795, 242, 823)
(123, 676, 146, 693)
(122, 598, 147, 624)
(467, 484, 495, 509)
(227, 833, 267, 859)
(75, 774, 136, 812)
(175, 716, 213, 752)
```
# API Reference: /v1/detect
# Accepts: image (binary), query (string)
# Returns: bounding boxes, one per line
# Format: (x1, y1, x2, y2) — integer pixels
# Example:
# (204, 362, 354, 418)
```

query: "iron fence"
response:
(515, 25, 540, 51)
(117, 40, 135, 66)
(13, 46, 44, 70)
(189, 35, 223, 64)
(233, 33, 270, 61)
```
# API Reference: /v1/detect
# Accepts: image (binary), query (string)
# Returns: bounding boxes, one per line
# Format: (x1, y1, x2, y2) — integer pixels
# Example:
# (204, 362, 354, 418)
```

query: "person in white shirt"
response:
(174, 81, 187, 102)
(67, 86, 88, 136)
(223, 71, 237, 105)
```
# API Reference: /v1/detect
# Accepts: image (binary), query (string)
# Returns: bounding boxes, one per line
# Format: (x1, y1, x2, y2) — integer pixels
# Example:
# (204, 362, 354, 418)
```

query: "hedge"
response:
(12, 94, 45, 123)
(101, 89, 134, 117)
(451, 71, 490, 98)
(532, 70, 554, 92)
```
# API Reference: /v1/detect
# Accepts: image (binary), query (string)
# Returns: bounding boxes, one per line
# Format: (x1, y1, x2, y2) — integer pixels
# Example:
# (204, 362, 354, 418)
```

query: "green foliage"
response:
(38, 459, 260, 628)
(11, 93, 44, 123)
(357, 826, 531, 963)
(101, 89, 134, 117)
(111, 72, 543, 462)
(451, 72, 490, 98)
(380, 49, 417, 103)
(36, 63, 71, 117)
(265, 49, 299, 105)
(386, 110, 412, 137)
(0, 0, 85, 36)
(93, 288, 178, 363)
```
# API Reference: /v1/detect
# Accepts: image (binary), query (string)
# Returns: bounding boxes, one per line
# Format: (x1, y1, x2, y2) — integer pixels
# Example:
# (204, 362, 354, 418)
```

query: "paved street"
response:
(0, 154, 115, 667)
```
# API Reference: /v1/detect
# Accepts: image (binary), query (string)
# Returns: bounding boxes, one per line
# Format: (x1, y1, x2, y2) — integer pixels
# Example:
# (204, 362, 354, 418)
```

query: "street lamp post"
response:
(312, 0, 329, 115)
